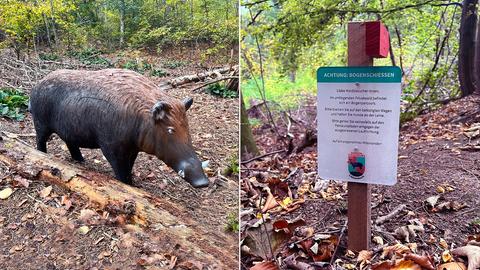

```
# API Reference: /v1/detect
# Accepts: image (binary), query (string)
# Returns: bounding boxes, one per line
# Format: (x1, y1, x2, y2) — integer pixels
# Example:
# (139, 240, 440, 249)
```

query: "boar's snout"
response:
(177, 158, 209, 188)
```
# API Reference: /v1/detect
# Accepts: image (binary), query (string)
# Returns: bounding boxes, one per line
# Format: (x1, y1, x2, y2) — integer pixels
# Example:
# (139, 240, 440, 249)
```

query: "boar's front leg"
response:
(34, 125, 52, 153)
(66, 143, 85, 162)
(101, 146, 138, 185)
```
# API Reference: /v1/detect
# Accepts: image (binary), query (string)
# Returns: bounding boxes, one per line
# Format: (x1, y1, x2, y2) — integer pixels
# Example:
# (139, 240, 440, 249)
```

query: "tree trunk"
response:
(476, 11, 480, 89)
(289, 70, 296, 82)
(394, 25, 404, 75)
(0, 132, 236, 269)
(119, 0, 126, 46)
(240, 94, 259, 158)
(49, 0, 58, 46)
(459, 0, 479, 96)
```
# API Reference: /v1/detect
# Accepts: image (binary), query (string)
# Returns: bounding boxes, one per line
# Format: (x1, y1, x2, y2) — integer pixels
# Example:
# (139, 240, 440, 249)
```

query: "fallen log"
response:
(169, 65, 238, 87)
(0, 132, 236, 269)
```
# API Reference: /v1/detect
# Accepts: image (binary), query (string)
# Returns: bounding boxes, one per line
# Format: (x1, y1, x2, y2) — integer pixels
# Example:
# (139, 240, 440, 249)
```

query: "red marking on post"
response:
(365, 21, 390, 58)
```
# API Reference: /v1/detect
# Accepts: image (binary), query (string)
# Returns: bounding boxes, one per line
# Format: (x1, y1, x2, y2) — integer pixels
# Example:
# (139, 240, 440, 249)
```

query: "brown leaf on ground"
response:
(404, 253, 435, 270)
(443, 250, 453, 263)
(392, 259, 421, 270)
(12, 177, 29, 188)
(262, 189, 279, 213)
(39, 185, 52, 198)
(250, 261, 279, 270)
(381, 243, 412, 259)
(243, 218, 302, 260)
(436, 262, 467, 270)
(433, 201, 467, 212)
(272, 217, 306, 236)
(358, 250, 373, 263)
(372, 261, 395, 270)
(452, 245, 480, 270)
(268, 178, 291, 198)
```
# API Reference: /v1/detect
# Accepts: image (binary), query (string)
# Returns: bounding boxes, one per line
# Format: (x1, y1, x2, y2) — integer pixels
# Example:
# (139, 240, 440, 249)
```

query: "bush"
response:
(0, 88, 29, 121)
(206, 83, 238, 98)
(150, 68, 168, 77)
(122, 59, 151, 74)
(68, 47, 112, 67)
(39, 53, 60, 61)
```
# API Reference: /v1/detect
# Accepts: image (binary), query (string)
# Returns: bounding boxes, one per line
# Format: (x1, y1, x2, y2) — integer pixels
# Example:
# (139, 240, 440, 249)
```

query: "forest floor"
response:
(0, 46, 239, 269)
(241, 94, 480, 270)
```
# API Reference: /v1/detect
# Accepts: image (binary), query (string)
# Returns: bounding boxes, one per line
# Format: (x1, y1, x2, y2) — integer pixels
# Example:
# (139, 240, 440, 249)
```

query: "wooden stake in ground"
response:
(347, 22, 373, 252)
(0, 132, 237, 269)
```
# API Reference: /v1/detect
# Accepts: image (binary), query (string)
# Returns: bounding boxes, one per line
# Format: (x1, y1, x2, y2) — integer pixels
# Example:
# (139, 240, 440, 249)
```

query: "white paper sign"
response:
(317, 66, 401, 185)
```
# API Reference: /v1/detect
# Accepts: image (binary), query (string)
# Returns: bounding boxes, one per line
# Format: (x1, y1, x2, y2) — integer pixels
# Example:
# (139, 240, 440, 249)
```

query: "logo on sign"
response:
(348, 148, 365, 179)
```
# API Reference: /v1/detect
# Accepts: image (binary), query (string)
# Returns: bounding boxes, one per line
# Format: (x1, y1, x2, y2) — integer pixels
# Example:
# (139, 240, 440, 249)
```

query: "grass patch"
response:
(0, 88, 29, 121)
(225, 212, 239, 233)
(242, 68, 316, 108)
(223, 154, 239, 176)
(206, 83, 238, 98)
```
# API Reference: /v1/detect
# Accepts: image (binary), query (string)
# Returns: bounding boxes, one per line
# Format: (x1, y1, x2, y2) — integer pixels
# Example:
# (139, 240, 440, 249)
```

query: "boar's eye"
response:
(167, 127, 175, 134)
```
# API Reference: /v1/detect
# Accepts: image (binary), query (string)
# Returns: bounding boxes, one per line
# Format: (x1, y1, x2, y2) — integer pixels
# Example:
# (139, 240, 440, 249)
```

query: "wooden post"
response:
(347, 22, 373, 251)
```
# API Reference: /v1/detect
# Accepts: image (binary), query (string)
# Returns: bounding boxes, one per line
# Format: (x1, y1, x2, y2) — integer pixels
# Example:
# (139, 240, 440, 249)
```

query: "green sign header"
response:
(317, 66, 402, 83)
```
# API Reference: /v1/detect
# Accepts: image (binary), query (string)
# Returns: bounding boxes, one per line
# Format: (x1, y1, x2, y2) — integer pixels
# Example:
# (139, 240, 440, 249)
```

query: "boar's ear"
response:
(183, 97, 193, 111)
(151, 101, 170, 121)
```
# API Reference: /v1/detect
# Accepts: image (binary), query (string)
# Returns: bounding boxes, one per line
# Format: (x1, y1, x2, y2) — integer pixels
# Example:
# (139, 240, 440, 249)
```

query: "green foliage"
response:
(400, 111, 418, 124)
(129, 25, 171, 48)
(241, 0, 461, 113)
(68, 47, 112, 67)
(121, 59, 167, 77)
(122, 59, 150, 74)
(0, 88, 29, 121)
(242, 69, 316, 108)
(150, 68, 168, 77)
(225, 212, 239, 233)
(248, 118, 262, 128)
(229, 158, 239, 174)
(162, 60, 188, 69)
(39, 53, 60, 61)
(0, 0, 238, 56)
(206, 83, 238, 98)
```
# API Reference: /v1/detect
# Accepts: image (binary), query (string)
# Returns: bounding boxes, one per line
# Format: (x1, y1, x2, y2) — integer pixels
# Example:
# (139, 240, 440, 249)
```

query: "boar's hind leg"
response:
(66, 144, 85, 162)
(101, 147, 138, 185)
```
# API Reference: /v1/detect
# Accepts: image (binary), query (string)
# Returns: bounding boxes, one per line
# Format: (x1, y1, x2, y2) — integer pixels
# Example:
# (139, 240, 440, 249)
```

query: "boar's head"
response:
(149, 97, 209, 188)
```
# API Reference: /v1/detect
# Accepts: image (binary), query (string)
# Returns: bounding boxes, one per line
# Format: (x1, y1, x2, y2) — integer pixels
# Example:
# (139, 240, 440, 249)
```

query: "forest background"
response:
(0, 0, 238, 61)
(241, 0, 478, 121)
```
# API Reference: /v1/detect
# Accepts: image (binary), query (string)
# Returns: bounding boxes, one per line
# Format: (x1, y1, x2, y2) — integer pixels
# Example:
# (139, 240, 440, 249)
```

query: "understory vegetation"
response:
(0, 88, 29, 121)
